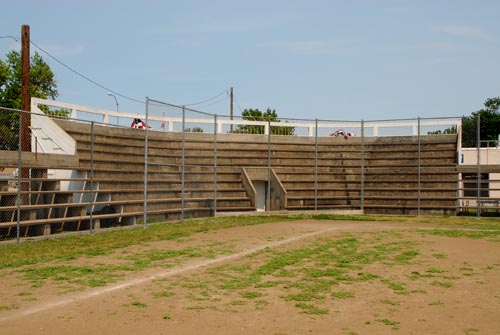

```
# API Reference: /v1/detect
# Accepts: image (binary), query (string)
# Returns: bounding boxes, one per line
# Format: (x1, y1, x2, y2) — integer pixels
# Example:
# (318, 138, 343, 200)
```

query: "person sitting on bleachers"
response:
(130, 118, 151, 129)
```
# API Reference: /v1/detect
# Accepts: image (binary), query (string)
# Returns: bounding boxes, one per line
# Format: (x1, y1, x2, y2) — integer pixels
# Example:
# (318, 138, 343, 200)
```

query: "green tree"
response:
(234, 108, 295, 135)
(461, 97, 500, 147)
(0, 50, 59, 150)
(427, 126, 457, 135)
(0, 50, 58, 108)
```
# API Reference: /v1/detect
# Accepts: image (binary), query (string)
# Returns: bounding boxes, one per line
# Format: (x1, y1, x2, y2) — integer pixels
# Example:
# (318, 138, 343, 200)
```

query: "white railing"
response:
(31, 98, 462, 137)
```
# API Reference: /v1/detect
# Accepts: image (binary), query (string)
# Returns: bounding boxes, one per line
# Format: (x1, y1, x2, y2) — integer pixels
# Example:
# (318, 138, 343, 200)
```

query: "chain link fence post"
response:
(360, 120, 365, 213)
(181, 106, 186, 221)
(417, 117, 421, 216)
(144, 97, 150, 228)
(476, 113, 481, 219)
(16, 110, 23, 243)
(213, 114, 218, 217)
(89, 121, 95, 234)
(267, 115, 271, 211)
(314, 118, 318, 211)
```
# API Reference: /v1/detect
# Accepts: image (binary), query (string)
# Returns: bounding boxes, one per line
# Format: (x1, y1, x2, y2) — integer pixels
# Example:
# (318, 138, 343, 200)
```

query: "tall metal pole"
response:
(417, 117, 421, 216)
(16, 111, 22, 243)
(89, 122, 95, 234)
(181, 106, 186, 221)
(360, 120, 365, 212)
(143, 97, 150, 228)
(314, 119, 318, 211)
(267, 115, 271, 211)
(213, 114, 218, 216)
(476, 113, 481, 219)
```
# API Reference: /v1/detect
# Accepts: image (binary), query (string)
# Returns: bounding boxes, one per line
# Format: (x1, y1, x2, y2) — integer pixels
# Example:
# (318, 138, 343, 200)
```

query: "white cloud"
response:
(435, 25, 498, 42)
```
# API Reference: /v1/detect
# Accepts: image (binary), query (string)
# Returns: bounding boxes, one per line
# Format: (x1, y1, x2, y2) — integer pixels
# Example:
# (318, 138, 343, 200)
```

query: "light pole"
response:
(107, 92, 119, 125)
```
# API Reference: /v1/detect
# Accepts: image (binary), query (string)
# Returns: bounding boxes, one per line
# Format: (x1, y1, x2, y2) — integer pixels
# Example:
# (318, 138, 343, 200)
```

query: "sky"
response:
(1, 0, 500, 121)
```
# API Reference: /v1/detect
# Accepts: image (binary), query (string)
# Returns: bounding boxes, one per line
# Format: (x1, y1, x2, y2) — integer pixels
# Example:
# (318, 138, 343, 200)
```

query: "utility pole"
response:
(230, 87, 233, 132)
(21, 24, 31, 152)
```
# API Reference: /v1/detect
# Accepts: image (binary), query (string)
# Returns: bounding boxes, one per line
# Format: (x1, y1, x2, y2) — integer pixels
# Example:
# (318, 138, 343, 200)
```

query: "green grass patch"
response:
(239, 291, 264, 299)
(394, 250, 419, 263)
(376, 318, 400, 330)
(428, 300, 444, 306)
(0, 215, 301, 269)
(431, 280, 453, 288)
(284, 292, 322, 302)
(178, 231, 423, 314)
(382, 279, 408, 294)
(229, 300, 247, 306)
(255, 300, 268, 310)
(153, 291, 175, 298)
(19, 264, 127, 288)
(295, 303, 329, 314)
(432, 253, 447, 259)
(331, 290, 355, 299)
(130, 301, 148, 308)
(312, 214, 500, 230)
(0, 305, 17, 311)
(419, 229, 500, 240)
(178, 232, 422, 315)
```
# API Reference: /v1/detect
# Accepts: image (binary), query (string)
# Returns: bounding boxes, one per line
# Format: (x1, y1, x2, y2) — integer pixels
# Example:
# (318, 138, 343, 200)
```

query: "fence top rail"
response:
(31, 98, 462, 137)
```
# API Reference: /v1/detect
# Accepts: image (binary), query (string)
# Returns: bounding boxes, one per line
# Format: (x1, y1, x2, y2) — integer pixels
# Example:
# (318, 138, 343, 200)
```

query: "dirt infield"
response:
(1, 219, 499, 335)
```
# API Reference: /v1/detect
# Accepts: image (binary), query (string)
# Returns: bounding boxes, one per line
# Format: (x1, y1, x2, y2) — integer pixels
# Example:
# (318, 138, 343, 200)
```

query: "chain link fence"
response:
(1, 99, 499, 242)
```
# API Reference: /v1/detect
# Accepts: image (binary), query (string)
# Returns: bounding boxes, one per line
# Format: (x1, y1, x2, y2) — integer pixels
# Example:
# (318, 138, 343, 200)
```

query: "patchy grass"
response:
(172, 231, 424, 314)
(381, 279, 408, 295)
(431, 280, 453, 288)
(428, 300, 444, 306)
(376, 318, 401, 330)
(3, 214, 498, 324)
(295, 303, 329, 315)
(0, 216, 303, 269)
(0, 304, 18, 311)
(18, 264, 127, 288)
(130, 301, 148, 308)
(239, 291, 265, 299)
(419, 229, 500, 240)
(432, 253, 447, 259)
(331, 290, 355, 299)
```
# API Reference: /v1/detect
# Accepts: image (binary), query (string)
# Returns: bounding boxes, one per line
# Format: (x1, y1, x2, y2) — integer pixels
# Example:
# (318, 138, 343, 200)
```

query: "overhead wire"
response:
(0, 35, 20, 41)
(28, 39, 146, 105)
(29, 40, 231, 110)
(184, 89, 229, 107)
(2, 35, 239, 112)
(196, 95, 230, 110)
(233, 95, 244, 113)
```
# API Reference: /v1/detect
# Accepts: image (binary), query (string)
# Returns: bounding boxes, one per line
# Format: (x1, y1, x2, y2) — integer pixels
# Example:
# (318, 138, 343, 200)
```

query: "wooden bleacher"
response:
(1, 118, 460, 239)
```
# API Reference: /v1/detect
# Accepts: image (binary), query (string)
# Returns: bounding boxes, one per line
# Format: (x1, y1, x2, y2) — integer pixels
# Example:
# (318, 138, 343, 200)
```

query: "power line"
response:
(28, 39, 146, 105)
(0, 35, 20, 41)
(184, 89, 229, 107)
(196, 95, 230, 110)
(3, 35, 238, 113)
(234, 96, 244, 113)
